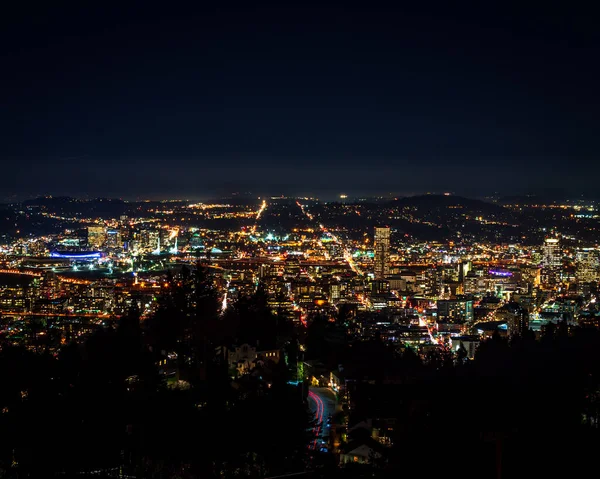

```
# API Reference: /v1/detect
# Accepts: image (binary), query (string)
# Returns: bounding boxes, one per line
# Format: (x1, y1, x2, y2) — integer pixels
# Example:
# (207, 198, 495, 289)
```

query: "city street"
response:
(308, 387, 337, 451)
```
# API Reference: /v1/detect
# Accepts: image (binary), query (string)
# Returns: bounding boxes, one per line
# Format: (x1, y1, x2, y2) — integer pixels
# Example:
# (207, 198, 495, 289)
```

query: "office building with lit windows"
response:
(374, 227, 390, 279)
(576, 248, 599, 283)
(87, 226, 106, 249)
(541, 238, 561, 286)
(542, 238, 561, 268)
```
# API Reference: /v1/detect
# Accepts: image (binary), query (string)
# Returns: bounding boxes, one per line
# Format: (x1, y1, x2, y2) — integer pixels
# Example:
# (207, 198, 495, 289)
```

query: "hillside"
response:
(390, 194, 507, 215)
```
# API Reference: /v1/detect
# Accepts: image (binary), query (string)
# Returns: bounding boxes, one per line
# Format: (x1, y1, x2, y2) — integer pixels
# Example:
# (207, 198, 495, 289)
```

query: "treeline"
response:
(0, 266, 311, 478)
(305, 315, 600, 478)
(4, 265, 600, 478)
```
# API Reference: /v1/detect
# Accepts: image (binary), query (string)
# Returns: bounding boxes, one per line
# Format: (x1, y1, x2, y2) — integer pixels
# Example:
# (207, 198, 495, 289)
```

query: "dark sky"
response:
(1, 1, 598, 200)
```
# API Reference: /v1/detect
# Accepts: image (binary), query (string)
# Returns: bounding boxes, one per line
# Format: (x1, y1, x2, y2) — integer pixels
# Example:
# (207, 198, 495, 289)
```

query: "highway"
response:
(248, 200, 268, 236)
(308, 387, 337, 452)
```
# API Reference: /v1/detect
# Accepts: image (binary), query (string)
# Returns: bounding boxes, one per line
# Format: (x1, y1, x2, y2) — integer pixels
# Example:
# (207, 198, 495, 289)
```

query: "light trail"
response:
(248, 200, 268, 236)
(300, 268, 316, 282)
(221, 280, 230, 313)
(418, 315, 438, 345)
(319, 225, 362, 275)
(256, 200, 267, 220)
(296, 201, 313, 220)
(308, 390, 325, 450)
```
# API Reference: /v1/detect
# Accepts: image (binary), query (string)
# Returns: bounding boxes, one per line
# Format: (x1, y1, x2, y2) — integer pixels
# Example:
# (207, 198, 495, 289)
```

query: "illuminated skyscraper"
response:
(374, 227, 390, 279)
(138, 229, 161, 251)
(541, 238, 561, 286)
(576, 248, 599, 283)
(170, 235, 178, 254)
(87, 226, 106, 249)
(542, 238, 561, 268)
(105, 229, 122, 250)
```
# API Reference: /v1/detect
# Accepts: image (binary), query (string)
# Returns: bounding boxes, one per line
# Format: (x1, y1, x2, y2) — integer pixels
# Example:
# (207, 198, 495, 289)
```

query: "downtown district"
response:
(0, 193, 599, 468)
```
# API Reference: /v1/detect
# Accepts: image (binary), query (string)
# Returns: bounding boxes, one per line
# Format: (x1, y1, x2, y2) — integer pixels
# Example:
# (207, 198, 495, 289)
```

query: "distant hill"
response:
(23, 196, 125, 207)
(382, 194, 524, 242)
(22, 197, 127, 218)
(390, 194, 508, 214)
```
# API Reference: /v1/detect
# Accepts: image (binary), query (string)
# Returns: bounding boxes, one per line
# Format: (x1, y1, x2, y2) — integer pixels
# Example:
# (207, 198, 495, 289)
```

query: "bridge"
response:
(0, 311, 119, 319)
(0, 269, 42, 277)
(0, 269, 93, 285)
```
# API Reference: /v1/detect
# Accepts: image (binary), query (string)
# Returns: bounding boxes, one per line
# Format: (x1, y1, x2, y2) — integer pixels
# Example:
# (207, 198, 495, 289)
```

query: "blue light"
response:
(50, 251, 104, 259)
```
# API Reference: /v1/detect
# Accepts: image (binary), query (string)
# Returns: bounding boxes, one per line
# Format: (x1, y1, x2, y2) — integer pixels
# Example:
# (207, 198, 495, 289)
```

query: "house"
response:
(347, 418, 394, 447)
(339, 438, 385, 465)
(304, 360, 328, 386)
(330, 368, 346, 393)
(450, 335, 480, 359)
(227, 343, 281, 376)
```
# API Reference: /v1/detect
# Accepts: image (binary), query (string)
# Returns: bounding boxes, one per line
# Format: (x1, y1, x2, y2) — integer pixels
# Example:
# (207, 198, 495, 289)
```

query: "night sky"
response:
(1, 2, 598, 200)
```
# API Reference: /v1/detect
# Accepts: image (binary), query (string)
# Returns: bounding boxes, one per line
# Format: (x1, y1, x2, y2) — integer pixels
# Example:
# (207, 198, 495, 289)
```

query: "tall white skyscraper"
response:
(374, 227, 391, 279)
(541, 237, 561, 286)
(542, 238, 561, 268)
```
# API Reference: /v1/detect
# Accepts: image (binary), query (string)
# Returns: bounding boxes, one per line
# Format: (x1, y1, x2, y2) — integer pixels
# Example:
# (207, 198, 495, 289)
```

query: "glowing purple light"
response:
(489, 270, 512, 277)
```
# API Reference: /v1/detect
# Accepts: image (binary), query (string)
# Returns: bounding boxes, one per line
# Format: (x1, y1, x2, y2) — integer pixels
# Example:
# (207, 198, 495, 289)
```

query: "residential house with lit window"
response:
(227, 343, 281, 376)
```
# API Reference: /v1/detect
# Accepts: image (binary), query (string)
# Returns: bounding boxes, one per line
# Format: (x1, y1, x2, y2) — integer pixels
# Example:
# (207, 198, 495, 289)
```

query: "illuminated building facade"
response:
(138, 229, 161, 251)
(105, 229, 122, 250)
(541, 238, 561, 286)
(87, 226, 106, 249)
(497, 302, 530, 337)
(374, 227, 390, 279)
(437, 298, 474, 324)
(541, 238, 561, 268)
(576, 248, 599, 284)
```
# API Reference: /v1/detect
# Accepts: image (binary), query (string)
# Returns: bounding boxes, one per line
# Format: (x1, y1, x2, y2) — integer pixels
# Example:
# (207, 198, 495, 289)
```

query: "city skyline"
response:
(3, 192, 599, 477)
(3, 3, 600, 477)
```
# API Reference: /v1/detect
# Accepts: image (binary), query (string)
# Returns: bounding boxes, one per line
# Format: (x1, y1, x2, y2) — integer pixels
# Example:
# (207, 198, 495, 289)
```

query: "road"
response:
(308, 387, 337, 451)
(295, 202, 364, 276)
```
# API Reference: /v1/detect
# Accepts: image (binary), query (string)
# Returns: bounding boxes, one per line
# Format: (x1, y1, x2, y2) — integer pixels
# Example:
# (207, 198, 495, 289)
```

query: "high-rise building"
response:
(458, 260, 472, 283)
(374, 227, 390, 279)
(542, 238, 561, 268)
(87, 226, 106, 249)
(138, 229, 161, 251)
(541, 238, 561, 286)
(576, 248, 599, 283)
(105, 229, 122, 250)
(498, 302, 530, 337)
(436, 297, 474, 323)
